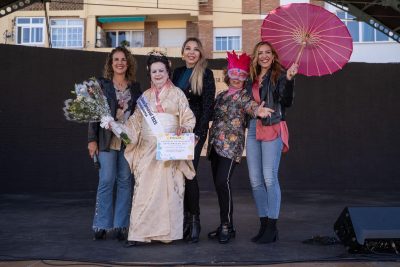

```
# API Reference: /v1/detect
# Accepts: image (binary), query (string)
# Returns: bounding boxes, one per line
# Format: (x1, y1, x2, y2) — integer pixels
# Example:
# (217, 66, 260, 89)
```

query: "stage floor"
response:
(0, 190, 399, 265)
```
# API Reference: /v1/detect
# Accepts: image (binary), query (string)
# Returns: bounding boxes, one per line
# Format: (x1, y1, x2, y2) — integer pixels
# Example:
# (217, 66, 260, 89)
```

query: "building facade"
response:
(1, 0, 399, 62)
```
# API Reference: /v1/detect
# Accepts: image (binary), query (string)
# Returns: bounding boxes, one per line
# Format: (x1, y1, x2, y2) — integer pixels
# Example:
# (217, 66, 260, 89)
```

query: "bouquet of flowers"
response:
(63, 78, 131, 144)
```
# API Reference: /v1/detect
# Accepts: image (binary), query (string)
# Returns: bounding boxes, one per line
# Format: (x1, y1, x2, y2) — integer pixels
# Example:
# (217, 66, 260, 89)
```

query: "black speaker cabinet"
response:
(334, 207, 400, 252)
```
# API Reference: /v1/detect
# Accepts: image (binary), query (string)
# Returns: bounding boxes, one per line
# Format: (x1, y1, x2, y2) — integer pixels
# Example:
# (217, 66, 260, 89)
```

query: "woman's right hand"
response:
(88, 141, 98, 158)
(256, 101, 274, 118)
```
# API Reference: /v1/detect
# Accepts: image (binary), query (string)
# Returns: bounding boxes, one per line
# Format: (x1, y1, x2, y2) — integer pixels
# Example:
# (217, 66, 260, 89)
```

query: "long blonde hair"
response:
(181, 37, 207, 95)
(250, 41, 282, 85)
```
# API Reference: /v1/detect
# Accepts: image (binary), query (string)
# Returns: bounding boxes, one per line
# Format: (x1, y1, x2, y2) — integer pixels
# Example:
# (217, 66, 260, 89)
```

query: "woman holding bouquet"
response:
(88, 46, 142, 241)
(123, 52, 196, 246)
(172, 37, 216, 243)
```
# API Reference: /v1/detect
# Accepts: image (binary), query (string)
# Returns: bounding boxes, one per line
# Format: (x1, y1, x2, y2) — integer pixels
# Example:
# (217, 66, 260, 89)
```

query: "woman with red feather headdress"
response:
(206, 51, 273, 244)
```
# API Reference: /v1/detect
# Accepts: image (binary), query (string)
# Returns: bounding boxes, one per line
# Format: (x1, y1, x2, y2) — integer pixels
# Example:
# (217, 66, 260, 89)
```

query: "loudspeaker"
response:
(334, 207, 400, 252)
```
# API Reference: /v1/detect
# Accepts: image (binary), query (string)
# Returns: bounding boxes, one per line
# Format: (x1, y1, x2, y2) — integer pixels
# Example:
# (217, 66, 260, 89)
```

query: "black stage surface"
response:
(1, 45, 400, 265)
(1, 187, 399, 265)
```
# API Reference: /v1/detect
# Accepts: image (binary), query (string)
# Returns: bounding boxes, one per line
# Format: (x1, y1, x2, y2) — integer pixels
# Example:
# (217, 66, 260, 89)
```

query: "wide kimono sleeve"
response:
(124, 107, 143, 147)
(175, 87, 196, 180)
(123, 107, 143, 173)
(176, 88, 196, 133)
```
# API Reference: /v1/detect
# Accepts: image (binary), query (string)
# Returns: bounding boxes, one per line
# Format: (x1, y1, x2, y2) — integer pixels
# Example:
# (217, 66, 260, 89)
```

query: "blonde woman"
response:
(172, 37, 216, 243)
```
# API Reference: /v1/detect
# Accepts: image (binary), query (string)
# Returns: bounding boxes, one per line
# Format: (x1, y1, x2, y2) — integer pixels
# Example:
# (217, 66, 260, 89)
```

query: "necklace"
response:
(113, 78, 128, 91)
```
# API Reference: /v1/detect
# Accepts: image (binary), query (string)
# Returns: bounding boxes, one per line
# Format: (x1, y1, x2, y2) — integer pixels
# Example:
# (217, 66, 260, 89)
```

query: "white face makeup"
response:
(150, 62, 168, 89)
(112, 51, 128, 75)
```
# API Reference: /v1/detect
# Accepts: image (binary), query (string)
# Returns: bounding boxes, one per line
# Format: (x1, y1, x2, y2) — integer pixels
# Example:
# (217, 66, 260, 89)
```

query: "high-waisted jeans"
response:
(92, 148, 132, 230)
(246, 119, 283, 219)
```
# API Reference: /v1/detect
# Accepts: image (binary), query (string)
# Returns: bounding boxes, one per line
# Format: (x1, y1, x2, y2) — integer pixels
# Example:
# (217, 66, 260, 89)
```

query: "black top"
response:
(245, 71, 294, 125)
(172, 66, 216, 138)
(88, 77, 142, 151)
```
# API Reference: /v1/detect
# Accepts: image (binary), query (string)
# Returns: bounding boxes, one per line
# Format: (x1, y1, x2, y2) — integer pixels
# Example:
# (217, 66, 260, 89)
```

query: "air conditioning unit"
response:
(198, 0, 208, 4)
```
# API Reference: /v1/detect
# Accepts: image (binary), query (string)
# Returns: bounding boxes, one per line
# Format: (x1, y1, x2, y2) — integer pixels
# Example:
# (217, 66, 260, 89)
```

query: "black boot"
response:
(114, 227, 128, 241)
(218, 223, 236, 244)
(183, 212, 190, 240)
(93, 229, 106, 240)
(256, 218, 278, 244)
(251, 217, 268, 242)
(207, 225, 222, 239)
(187, 214, 201, 243)
(124, 241, 145, 247)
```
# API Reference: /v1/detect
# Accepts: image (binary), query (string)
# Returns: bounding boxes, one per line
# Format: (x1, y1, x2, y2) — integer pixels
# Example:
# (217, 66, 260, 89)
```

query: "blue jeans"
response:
(246, 119, 283, 219)
(92, 148, 132, 230)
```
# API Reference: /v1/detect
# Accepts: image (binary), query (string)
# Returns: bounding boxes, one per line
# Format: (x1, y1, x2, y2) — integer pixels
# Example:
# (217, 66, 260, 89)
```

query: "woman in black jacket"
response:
(245, 41, 297, 244)
(172, 37, 216, 243)
(88, 47, 141, 241)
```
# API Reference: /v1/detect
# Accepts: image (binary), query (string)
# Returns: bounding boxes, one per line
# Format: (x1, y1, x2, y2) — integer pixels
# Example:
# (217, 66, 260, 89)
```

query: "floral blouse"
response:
(208, 89, 259, 163)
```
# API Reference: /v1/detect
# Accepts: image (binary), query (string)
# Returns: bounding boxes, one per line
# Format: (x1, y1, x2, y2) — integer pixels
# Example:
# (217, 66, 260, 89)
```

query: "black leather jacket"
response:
(172, 66, 216, 138)
(246, 71, 294, 125)
(88, 77, 141, 151)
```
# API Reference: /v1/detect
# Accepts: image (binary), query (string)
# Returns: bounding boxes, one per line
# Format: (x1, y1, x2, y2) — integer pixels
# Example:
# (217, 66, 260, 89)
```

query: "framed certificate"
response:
(156, 133, 195, 161)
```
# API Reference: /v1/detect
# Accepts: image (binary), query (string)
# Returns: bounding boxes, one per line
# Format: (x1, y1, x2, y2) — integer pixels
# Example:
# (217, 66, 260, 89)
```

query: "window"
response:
(337, 11, 391, 42)
(16, 17, 45, 45)
(214, 28, 242, 51)
(105, 30, 144, 48)
(50, 19, 84, 48)
(158, 29, 186, 48)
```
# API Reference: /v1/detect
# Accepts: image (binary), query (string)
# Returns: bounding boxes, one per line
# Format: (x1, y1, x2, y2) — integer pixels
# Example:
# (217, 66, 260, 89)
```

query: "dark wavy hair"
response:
(103, 46, 137, 83)
(250, 41, 282, 85)
(146, 53, 171, 77)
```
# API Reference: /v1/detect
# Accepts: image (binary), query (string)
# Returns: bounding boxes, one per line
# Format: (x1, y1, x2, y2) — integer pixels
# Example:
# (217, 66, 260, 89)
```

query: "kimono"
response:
(124, 83, 196, 242)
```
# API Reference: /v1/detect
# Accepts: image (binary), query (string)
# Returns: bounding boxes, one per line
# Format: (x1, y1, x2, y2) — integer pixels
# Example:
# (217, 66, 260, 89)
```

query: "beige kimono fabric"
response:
(124, 85, 196, 242)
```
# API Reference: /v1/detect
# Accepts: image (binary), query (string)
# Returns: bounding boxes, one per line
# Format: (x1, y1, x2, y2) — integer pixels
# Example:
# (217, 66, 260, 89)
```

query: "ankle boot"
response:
(114, 227, 128, 241)
(256, 218, 278, 244)
(183, 212, 190, 239)
(93, 229, 106, 240)
(251, 217, 268, 242)
(207, 225, 222, 239)
(187, 214, 201, 243)
(218, 223, 236, 244)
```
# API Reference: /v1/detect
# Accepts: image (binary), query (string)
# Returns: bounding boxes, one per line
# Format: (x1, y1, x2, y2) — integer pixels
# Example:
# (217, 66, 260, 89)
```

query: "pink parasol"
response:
(261, 3, 353, 76)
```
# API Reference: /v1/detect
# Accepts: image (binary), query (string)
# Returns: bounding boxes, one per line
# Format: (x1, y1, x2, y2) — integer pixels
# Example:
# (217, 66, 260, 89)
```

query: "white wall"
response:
(280, 0, 309, 6)
(350, 43, 400, 63)
(323, 2, 400, 63)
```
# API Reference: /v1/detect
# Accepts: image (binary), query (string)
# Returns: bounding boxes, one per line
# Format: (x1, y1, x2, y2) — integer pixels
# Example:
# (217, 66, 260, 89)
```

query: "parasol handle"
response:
(294, 41, 306, 66)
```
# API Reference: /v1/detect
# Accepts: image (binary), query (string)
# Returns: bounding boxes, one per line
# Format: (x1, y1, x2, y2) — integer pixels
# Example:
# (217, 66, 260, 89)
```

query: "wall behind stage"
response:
(0, 44, 399, 193)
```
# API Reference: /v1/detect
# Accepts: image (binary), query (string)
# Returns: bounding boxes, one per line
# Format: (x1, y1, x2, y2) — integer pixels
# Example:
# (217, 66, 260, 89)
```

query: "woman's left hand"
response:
(176, 127, 187, 136)
(287, 63, 299, 80)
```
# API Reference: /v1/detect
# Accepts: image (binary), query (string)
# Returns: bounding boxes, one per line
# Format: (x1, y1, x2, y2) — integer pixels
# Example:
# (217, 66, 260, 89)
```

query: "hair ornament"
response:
(147, 49, 167, 57)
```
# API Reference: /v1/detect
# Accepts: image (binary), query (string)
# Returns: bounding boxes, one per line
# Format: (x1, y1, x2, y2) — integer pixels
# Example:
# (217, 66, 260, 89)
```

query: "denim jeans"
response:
(246, 119, 283, 219)
(92, 148, 132, 230)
